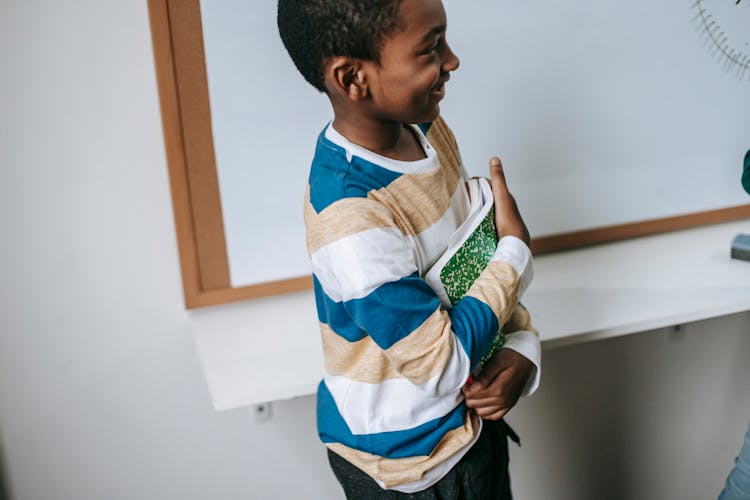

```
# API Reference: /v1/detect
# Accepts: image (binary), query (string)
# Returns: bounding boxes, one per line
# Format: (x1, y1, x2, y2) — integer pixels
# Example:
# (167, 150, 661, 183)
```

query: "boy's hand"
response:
(489, 156, 530, 247)
(462, 349, 534, 421)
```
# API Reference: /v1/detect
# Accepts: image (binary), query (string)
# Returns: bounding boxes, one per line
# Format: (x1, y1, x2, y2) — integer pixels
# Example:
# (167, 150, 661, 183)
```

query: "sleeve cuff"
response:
(502, 329, 541, 397)
(493, 236, 534, 298)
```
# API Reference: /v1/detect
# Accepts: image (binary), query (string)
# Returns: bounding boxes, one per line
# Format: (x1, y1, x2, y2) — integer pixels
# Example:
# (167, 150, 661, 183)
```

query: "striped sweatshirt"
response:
(304, 117, 540, 493)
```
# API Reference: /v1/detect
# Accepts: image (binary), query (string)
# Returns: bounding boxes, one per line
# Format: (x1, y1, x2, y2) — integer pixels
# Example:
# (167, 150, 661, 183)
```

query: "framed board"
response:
(148, 0, 750, 308)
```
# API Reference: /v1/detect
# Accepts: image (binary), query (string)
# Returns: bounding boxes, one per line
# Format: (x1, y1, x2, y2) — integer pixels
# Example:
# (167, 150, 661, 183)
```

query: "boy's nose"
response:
(444, 42, 460, 73)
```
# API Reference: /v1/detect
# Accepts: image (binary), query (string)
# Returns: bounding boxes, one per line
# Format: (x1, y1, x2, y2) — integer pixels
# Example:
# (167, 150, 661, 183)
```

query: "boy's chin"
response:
(415, 105, 441, 124)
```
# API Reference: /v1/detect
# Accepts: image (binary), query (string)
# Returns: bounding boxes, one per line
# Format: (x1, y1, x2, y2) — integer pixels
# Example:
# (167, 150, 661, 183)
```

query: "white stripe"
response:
(325, 123, 439, 175)
(493, 236, 534, 298)
(311, 227, 418, 303)
(502, 329, 542, 396)
(324, 335, 472, 434)
(411, 180, 469, 274)
(312, 181, 467, 303)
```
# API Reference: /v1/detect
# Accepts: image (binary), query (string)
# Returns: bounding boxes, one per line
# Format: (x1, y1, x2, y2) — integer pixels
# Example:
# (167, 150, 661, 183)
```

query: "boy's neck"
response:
(332, 115, 426, 162)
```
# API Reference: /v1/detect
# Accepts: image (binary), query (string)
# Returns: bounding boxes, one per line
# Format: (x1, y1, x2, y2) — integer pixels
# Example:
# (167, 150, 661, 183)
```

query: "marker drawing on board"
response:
(691, 0, 750, 80)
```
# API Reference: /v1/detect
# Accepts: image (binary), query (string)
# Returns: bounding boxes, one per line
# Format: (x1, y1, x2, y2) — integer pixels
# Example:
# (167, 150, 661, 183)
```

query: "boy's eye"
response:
(425, 39, 442, 53)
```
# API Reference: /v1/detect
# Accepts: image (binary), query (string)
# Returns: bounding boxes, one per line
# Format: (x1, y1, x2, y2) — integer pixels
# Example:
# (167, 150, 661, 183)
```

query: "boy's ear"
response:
(326, 56, 368, 101)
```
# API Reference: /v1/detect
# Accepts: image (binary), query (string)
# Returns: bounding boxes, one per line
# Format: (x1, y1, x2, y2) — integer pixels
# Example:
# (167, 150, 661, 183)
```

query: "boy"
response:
(278, 0, 541, 497)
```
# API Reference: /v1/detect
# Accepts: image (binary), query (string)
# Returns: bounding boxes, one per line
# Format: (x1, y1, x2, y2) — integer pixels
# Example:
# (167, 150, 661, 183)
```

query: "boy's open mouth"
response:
(430, 80, 447, 98)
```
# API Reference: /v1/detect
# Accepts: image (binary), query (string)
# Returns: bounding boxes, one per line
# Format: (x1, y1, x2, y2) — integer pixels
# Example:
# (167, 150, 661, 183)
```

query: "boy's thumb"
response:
(489, 156, 509, 194)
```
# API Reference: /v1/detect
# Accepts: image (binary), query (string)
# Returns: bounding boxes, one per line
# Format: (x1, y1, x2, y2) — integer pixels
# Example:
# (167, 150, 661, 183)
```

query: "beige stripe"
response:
(305, 117, 466, 256)
(304, 190, 401, 256)
(384, 308, 456, 385)
(368, 165, 462, 237)
(327, 410, 480, 489)
(465, 260, 520, 327)
(368, 116, 464, 236)
(319, 270, 530, 386)
(505, 304, 539, 337)
(321, 309, 455, 386)
(427, 116, 463, 177)
(320, 323, 404, 383)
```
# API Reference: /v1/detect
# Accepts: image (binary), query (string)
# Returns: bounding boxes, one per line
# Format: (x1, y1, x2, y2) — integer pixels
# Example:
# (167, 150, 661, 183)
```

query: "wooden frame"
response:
(147, 0, 750, 309)
(148, 0, 314, 308)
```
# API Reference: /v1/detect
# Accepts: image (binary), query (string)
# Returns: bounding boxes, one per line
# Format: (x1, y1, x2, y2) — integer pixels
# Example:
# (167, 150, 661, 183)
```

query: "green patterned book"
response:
(424, 178, 505, 367)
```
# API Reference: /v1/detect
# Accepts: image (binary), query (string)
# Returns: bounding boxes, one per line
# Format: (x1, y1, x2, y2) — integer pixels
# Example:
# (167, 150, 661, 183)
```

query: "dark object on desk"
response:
(731, 234, 750, 261)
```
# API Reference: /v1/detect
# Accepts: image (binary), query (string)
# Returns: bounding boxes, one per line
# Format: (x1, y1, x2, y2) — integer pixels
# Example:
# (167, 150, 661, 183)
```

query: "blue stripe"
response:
(349, 155, 402, 191)
(317, 380, 467, 459)
(316, 271, 500, 363)
(448, 296, 499, 369)
(308, 136, 359, 213)
(418, 122, 432, 135)
(343, 273, 442, 350)
(313, 275, 367, 342)
(309, 132, 403, 213)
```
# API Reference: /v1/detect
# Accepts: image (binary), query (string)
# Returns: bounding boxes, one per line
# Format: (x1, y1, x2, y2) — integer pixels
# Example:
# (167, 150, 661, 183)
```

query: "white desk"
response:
(191, 219, 750, 410)
(528, 220, 750, 348)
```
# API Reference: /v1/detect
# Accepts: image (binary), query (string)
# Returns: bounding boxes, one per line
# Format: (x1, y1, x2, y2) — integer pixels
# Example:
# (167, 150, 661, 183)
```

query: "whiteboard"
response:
(199, 0, 750, 289)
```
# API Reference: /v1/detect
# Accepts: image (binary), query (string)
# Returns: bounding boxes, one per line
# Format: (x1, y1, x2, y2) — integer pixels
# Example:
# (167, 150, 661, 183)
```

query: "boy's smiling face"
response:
(364, 0, 459, 124)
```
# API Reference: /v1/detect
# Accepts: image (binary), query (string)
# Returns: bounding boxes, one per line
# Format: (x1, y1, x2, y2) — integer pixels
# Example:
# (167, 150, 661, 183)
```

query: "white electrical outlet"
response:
(252, 402, 273, 422)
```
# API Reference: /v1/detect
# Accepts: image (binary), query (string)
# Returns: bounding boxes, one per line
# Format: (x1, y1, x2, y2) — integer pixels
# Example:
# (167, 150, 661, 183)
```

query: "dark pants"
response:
(328, 419, 519, 500)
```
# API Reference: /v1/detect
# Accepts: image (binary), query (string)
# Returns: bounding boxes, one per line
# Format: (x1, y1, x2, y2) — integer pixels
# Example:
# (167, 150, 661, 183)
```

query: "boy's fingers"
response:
(466, 400, 511, 420)
(463, 375, 507, 400)
(475, 360, 511, 389)
(464, 395, 507, 408)
(475, 405, 503, 417)
(482, 408, 510, 421)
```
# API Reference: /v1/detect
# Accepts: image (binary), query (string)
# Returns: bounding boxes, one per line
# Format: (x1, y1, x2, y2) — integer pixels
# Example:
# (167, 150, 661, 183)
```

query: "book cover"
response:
(424, 177, 505, 367)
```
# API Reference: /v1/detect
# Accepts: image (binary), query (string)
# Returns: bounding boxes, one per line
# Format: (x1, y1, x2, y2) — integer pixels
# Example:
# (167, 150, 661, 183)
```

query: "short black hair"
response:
(277, 0, 403, 93)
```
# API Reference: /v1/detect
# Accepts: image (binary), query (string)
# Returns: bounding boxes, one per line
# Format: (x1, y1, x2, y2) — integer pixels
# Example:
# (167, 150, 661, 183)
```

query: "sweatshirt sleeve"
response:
(501, 303, 542, 396)
(309, 197, 533, 394)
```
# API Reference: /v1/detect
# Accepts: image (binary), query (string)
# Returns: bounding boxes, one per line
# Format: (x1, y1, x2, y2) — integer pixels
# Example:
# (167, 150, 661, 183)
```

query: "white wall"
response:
(510, 314, 750, 500)
(1, 2, 749, 500)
